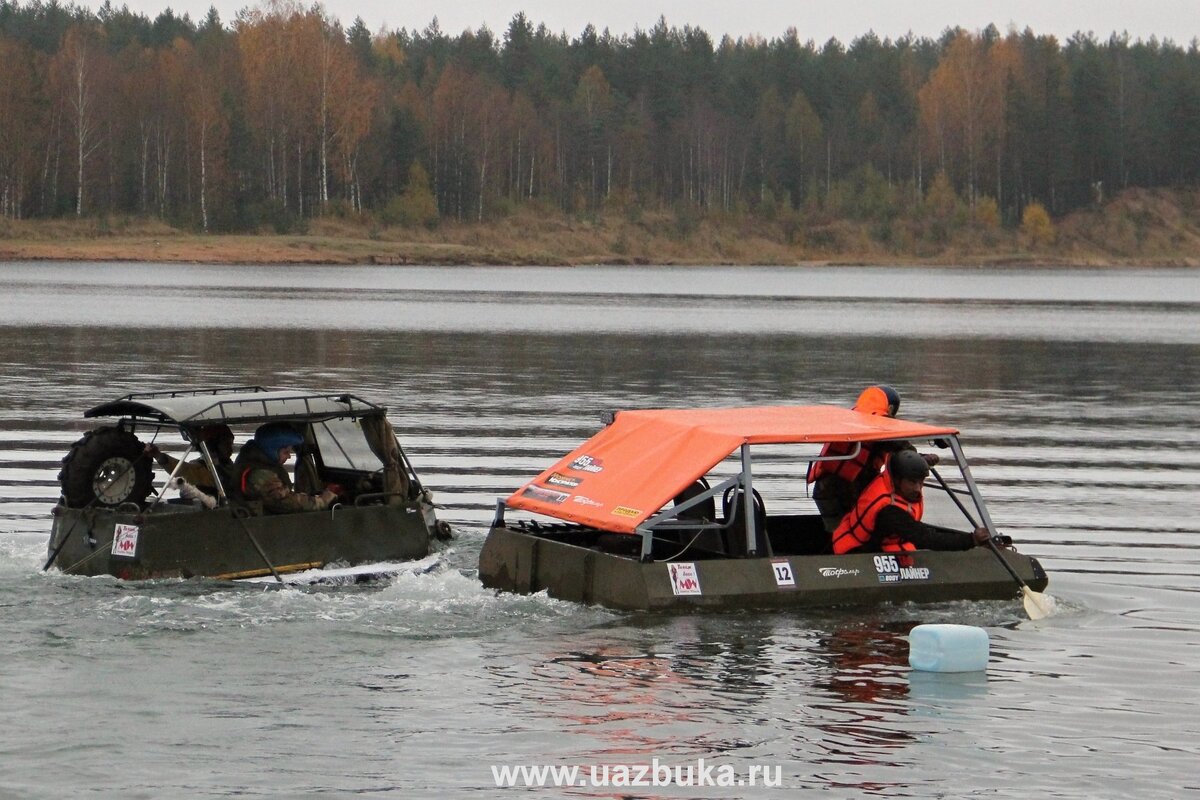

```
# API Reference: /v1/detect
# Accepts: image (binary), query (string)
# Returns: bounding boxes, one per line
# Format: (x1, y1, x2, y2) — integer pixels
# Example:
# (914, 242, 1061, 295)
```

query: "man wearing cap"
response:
(233, 422, 338, 514)
(831, 450, 989, 554)
(807, 385, 939, 532)
(145, 425, 236, 499)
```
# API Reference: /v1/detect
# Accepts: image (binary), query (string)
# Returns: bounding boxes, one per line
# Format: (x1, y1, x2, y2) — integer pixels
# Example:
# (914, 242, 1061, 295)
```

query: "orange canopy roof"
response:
(505, 406, 958, 534)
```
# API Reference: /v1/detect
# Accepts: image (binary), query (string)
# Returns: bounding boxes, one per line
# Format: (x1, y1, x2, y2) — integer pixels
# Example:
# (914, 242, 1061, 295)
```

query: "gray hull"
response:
(479, 525, 1049, 611)
(49, 502, 432, 580)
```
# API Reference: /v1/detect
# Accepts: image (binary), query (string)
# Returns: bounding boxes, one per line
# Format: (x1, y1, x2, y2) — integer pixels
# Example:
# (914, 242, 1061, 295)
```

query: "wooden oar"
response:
(929, 467, 1053, 620)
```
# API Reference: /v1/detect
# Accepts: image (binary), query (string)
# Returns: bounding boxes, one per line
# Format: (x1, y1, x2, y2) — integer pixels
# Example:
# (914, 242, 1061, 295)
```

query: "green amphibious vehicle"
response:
(47, 387, 449, 581)
(479, 406, 1049, 612)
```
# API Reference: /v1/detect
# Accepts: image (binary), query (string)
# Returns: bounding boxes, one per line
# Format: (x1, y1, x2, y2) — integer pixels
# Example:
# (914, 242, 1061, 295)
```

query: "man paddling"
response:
(831, 450, 989, 554)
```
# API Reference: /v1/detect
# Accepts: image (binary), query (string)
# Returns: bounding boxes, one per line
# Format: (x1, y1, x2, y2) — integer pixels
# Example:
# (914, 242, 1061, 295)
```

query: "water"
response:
(1, 262, 1197, 798)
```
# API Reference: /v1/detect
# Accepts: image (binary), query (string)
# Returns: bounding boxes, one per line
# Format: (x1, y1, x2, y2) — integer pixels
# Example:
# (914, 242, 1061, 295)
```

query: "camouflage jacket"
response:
(233, 442, 330, 514)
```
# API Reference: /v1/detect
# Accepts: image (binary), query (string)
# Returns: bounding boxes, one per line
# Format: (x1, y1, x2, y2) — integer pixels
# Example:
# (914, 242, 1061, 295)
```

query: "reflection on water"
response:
(811, 626, 915, 767)
(1, 264, 1198, 797)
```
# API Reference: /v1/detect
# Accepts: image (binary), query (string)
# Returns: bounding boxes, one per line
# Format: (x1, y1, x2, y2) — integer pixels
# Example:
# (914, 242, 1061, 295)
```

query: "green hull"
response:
(49, 502, 432, 580)
(479, 525, 1049, 611)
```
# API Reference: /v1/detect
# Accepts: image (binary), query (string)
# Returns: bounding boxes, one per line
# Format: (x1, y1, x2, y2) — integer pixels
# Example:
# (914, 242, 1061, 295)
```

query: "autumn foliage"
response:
(1021, 202, 1055, 247)
(1, 1, 1199, 240)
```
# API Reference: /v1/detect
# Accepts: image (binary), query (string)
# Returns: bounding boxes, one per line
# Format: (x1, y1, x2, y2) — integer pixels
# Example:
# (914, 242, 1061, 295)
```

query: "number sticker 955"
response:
(873, 553, 930, 583)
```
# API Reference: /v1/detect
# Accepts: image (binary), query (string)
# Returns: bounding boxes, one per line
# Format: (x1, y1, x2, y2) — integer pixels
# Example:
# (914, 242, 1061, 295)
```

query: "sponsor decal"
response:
(668, 562, 702, 596)
(522, 485, 570, 505)
(873, 554, 931, 583)
(818, 566, 861, 578)
(771, 559, 796, 588)
(571, 495, 603, 508)
(875, 554, 900, 582)
(569, 454, 604, 474)
(546, 472, 582, 488)
(112, 524, 139, 559)
(611, 506, 642, 518)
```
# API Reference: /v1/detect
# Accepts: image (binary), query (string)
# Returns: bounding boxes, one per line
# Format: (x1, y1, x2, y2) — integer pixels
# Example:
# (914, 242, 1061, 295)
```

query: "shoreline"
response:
(2, 235, 1195, 268)
(2, 192, 1198, 268)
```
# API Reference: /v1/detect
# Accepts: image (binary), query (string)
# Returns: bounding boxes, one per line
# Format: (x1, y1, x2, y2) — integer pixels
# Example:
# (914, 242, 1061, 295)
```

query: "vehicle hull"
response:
(48, 503, 432, 580)
(479, 524, 1049, 612)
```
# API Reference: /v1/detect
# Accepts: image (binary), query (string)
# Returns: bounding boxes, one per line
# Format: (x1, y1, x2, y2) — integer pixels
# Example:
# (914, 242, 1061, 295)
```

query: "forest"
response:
(1, 0, 1199, 240)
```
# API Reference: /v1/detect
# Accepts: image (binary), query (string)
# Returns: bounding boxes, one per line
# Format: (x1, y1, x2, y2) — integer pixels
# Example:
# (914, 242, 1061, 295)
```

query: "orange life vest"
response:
(808, 386, 895, 485)
(807, 441, 885, 485)
(831, 471, 923, 554)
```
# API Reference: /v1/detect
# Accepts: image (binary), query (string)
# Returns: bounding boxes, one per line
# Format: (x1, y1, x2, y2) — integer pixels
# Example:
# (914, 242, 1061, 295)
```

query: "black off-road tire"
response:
(58, 428, 153, 509)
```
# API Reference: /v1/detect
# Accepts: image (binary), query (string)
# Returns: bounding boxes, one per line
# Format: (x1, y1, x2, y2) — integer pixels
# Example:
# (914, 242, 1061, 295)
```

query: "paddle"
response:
(232, 511, 285, 584)
(194, 439, 284, 584)
(929, 466, 1053, 620)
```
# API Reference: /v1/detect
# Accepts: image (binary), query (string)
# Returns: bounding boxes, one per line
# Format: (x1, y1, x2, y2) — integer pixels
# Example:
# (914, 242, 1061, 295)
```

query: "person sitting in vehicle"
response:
(807, 385, 939, 532)
(232, 422, 339, 514)
(831, 450, 989, 554)
(145, 424, 236, 499)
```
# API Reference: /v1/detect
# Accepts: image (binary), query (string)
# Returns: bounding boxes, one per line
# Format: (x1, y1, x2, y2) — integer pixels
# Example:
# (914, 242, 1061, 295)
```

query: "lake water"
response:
(1, 263, 1198, 798)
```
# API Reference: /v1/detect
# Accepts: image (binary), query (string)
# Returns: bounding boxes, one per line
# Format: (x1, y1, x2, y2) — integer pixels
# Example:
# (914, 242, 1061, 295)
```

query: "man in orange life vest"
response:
(807, 385, 939, 532)
(831, 450, 990, 554)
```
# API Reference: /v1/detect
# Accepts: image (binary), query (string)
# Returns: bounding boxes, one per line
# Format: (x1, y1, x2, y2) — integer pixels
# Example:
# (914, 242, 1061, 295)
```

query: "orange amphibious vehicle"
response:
(479, 406, 1049, 611)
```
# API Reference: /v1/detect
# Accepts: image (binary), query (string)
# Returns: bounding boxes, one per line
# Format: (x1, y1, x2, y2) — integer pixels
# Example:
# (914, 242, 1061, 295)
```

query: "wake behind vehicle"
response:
(479, 405, 1048, 611)
(48, 387, 449, 581)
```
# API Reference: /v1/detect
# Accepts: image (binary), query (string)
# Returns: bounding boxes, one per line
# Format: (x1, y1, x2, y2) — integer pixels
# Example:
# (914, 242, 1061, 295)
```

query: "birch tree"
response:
(918, 33, 1007, 205)
(52, 26, 109, 216)
(574, 65, 613, 206)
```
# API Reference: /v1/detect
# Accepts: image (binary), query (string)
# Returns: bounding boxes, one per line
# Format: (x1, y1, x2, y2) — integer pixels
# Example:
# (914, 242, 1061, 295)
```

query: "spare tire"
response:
(58, 428, 153, 509)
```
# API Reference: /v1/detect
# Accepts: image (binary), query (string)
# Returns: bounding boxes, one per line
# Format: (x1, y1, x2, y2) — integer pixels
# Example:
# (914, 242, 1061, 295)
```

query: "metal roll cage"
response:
(627, 434, 996, 562)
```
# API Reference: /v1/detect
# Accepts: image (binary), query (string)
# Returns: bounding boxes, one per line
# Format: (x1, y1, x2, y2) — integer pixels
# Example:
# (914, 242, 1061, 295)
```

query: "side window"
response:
(312, 418, 383, 471)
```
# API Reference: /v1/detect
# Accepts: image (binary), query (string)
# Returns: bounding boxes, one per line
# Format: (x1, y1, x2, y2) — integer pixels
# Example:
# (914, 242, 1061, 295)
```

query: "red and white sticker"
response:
(668, 562, 702, 596)
(112, 524, 139, 559)
(569, 454, 604, 473)
(771, 559, 796, 588)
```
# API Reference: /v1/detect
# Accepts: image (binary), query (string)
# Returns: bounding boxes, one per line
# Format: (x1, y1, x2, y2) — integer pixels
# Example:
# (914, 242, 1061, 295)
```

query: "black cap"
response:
(878, 385, 900, 414)
(889, 449, 929, 482)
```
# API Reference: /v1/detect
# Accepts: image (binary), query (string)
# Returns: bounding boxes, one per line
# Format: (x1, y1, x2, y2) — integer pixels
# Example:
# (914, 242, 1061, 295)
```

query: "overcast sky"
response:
(104, 0, 1197, 44)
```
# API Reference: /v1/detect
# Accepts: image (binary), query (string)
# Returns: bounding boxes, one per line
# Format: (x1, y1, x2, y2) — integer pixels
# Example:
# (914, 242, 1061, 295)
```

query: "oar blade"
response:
(1022, 587, 1055, 620)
